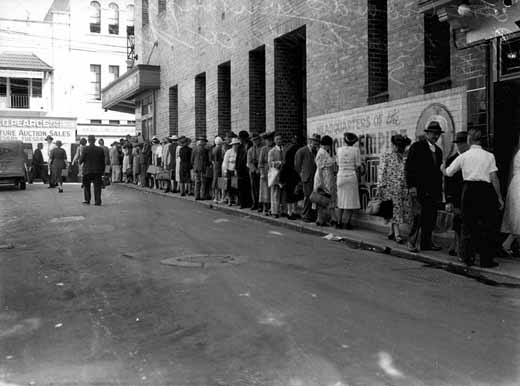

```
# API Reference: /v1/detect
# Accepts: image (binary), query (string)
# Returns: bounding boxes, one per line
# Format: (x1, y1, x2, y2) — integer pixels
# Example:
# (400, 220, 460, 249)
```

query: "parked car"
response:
(0, 140, 28, 190)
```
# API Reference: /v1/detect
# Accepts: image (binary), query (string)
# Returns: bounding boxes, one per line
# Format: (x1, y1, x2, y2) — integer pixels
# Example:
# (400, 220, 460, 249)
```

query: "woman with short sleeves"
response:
(336, 132, 361, 230)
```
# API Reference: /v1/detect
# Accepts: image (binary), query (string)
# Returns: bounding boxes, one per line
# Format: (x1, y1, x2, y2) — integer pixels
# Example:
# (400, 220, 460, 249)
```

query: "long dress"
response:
(336, 145, 361, 210)
(258, 145, 271, 204)
(179, 146, 192, 184)
(377, 151, 411, 224)
(123, 148, 131, 175)
(212, 145, 224, 190)
(502, 150, 520, 235)
(49, 147, 67, 184)
(280, 143, 301, 204)
(313, 147, 337, 209)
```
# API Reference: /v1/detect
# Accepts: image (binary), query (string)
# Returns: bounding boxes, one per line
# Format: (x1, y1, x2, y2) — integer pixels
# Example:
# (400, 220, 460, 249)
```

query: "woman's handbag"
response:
(365, 199, 382, 215)
(230, 176, 238, 189)
(294, 182, 304, 201)
(218, 176, 227, 190)
(268, 167, 280, 188)
(309, 188, 331, 208)
(61, 167, 69, 178)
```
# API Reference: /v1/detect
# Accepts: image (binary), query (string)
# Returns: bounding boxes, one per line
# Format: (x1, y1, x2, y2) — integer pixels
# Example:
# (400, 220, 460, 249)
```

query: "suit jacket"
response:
(236, 144, 250, 177)
(444, 153, 463, 208)
(33, 148, 44, 165)
(405, 139, 443, 201)
(294, 145, 316, 183)
(191, 145, 210, 172)
(80, 144, 106, 175)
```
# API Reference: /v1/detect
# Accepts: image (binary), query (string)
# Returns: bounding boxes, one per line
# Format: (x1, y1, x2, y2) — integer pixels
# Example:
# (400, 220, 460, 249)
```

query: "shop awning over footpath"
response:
(101, 64, 160, 114)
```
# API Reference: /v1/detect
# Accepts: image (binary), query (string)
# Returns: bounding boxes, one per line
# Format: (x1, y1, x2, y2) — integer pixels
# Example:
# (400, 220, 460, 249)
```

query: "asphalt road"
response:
(1, 183, 519, 386)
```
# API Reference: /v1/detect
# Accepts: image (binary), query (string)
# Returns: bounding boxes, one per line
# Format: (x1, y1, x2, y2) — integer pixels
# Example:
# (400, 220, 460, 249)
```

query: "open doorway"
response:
(494, 80, 520, 195)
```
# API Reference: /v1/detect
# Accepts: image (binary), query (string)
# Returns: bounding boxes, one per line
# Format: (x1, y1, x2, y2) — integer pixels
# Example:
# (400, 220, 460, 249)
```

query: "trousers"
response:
(111, 165, 121, 182)
(250, 171, 260, 208)
(301, 181, 315, 221)
(271, 184, 281, 215)
(238, 174, 252, 208)
(408, 195, 437, 249)
(83, 174, 103, 205)
(460, 181, 499, 266)
(194, 171, 207, 199)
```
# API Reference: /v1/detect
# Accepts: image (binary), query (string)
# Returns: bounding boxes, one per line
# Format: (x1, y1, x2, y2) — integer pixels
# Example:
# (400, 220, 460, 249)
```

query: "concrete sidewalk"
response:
(119, 183, 520, 282)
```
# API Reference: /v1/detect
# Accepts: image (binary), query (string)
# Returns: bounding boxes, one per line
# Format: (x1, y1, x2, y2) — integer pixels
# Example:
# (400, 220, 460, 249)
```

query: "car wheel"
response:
(20, 180, 26, 190)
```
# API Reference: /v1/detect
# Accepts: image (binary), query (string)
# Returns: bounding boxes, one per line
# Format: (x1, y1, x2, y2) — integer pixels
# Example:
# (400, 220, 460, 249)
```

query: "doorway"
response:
(494, 80, 520, 195)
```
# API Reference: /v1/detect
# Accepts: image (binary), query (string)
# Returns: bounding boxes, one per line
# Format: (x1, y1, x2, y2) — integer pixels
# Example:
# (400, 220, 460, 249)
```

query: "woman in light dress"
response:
(501, 133, 520, 256)
(376, 134, 412, 243)
(122, 144, 132, 183)
(336, 132, 362, 230)
(313, 135, 337, 226)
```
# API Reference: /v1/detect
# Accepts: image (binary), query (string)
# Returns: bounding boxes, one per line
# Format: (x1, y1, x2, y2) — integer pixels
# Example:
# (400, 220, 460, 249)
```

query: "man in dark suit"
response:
(80, 135, 106, 206)
(405, 121, 444, 252)
(31, 143, 47, 184)
(294, 133, 320, 222)
(237, 130, 252, 209)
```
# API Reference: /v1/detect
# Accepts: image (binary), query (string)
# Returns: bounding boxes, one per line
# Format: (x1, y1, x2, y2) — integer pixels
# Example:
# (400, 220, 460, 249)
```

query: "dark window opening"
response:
(158, 0, 166, 13)
(10, 78, 29, 108)
(109, 24, 119, 34)
(218, 62, 231, 137)
(32, 78, 42, 97)
(424, 12, 451, 93)
(90, 23, 101, 33)
(142, 0, 149, 26)
(1, 77, 7, 97)
(195, 73, 207, 139)
(249, 46, 266, 136)
(127, 25, 135, 36)
(109, 120, 120, 125)
(90, 119, 102, 124)
(90, 64, 101, 100)
(169, 85, 178, 136)
(367, 0, 388, 105)
(274, 26, 307, 141)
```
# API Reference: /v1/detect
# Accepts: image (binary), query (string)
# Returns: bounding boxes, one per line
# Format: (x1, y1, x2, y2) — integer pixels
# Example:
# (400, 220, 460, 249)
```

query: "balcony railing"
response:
(10, 94, 29, 109)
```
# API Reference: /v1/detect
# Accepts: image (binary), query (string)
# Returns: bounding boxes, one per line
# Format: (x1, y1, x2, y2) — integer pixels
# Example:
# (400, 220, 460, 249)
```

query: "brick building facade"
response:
(102, 0, 520, 208)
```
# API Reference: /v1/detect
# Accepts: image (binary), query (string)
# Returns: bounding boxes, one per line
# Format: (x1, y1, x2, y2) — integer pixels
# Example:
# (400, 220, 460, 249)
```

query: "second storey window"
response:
(109, 65, 120, 81)
(158, 0, 166, 13)
(89, 1, 101, 33)
(127, 4, 135, 35)
(424, 12, 451, 93)
(0, 77, 6, 97)
(32, 78, 42, 97)
(108, 3, 119, 35)
(90, 64, 101, 100)
(142, 0, 149, 26)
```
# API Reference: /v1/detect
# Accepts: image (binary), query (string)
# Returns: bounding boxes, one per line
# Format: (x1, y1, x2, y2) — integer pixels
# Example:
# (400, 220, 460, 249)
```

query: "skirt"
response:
(501, 174, 520, 235)
(337, 174, 360, 210)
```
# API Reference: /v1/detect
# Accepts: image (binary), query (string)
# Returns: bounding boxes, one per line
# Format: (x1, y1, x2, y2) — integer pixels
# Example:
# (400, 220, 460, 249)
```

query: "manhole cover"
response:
(160, 254, 243, 268)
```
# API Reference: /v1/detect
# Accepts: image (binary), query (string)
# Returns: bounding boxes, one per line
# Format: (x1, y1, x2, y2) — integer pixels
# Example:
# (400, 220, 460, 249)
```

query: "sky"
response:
(0, 0, 54, 20)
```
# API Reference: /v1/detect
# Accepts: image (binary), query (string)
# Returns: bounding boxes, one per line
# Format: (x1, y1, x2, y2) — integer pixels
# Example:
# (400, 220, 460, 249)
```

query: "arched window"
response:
(126, 4, 135, 35)
(89, 1, 101, 33)
(108, 3, 119, 34)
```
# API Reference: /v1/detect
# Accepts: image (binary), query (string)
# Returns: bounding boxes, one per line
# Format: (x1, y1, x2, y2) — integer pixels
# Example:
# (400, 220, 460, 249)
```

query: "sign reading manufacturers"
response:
(308, 88, 465, 208)
(0, 117, 76, 143)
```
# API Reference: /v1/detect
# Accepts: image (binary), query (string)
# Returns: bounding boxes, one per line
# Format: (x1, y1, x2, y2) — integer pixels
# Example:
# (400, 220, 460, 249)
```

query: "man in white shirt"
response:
(444, 128, 504, 268)
(45, 135, 57, 188)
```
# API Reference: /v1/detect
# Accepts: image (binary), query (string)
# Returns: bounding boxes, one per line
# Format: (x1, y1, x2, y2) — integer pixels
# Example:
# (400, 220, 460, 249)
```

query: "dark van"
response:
(0, 140, 28, 189)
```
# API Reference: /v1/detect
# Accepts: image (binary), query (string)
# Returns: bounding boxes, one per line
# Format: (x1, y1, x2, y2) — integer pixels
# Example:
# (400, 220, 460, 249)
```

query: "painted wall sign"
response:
(0, 117, 76, 143)
(308, 88, 466, 208)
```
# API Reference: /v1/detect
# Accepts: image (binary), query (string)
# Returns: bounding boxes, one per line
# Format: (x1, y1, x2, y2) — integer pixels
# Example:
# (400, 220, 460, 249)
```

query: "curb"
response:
(118, 183, 520, 283)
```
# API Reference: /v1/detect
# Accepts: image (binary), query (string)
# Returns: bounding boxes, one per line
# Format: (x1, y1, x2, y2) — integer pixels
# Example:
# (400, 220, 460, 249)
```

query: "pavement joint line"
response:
(117, 183, 520, 282)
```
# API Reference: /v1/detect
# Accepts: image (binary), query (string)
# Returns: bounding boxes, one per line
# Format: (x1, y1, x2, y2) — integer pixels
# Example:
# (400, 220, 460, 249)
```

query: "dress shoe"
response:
(448, 249, 458, 257)
(407, 243, 419, 253)
(94, 203, 102, 206)
(343, 223, 353, 230)
(274, 214, 280, 218)
(335, 223, 343, 230)
(287, 214, 297, 220)
(82, 201, 90, 205)
(302, 218, 314, 223)
(480, 262, 499, 268)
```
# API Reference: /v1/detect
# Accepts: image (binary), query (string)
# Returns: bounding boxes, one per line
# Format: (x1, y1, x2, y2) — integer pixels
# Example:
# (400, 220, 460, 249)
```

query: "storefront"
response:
(420, 0, 520, 193)
(0, 116, 77, 161)
(101, 64, 160, 140)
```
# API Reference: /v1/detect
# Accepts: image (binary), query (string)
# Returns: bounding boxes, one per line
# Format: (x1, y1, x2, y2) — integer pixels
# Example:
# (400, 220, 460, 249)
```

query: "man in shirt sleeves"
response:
(444, 128, 504, 268)
(405, 121, 444, 252)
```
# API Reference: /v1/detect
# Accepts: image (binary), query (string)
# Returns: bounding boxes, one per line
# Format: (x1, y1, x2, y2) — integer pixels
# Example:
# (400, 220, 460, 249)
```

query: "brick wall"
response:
(132, 0, 473, 141)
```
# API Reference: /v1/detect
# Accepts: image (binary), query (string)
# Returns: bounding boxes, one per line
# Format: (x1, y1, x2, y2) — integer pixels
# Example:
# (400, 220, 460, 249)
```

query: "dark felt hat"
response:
(391, 134, 412, 148)
(309, 133, 321, 142)
(261, 131, 275, 140)
(251, 134, 261, 141)
(424, 121, 445, 134)
(453, 131, 468, 143)
(196, 136, 208, 142)
(45, 135, 53, 141)
(344, 132, 359, 145)
(238, 130, 250, 139)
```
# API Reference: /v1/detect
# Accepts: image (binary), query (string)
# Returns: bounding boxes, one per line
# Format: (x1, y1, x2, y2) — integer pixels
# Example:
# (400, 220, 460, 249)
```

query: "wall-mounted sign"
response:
(0, 116, 76, 143)
(308, 88, 465, 208)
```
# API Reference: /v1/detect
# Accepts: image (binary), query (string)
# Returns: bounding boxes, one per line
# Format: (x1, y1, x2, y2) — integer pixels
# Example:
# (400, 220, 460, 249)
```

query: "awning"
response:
(102, 64, 160, 114)
(0, 52, 53, 73)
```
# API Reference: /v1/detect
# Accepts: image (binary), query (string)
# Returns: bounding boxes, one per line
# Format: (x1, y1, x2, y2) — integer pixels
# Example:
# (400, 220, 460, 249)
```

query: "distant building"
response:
(0, 0, 136, 160)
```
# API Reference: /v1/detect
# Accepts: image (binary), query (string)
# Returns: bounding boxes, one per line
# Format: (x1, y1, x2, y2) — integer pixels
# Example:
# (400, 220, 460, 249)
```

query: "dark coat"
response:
(294, 145, 316, 183)
(179, 145, 192, 183)
(167, 143, 177, 170)
(79, 144, 106, 175)
(445, 153, 463, 208)
(236, 144, 250, 177)
(33, 148, 44, 165)
(191, 145, 210, 172)
(405, 139, 443, 201)
(49, 147, 67, 171)
(280, 143, 301, 203)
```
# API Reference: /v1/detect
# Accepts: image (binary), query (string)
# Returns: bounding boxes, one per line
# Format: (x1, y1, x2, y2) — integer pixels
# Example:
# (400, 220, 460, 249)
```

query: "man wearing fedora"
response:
(191, 136, 210, 200)
(79, 135, 106, 206)
(295, 133, 321, 222)
(247, 134, 263, 210)
(445, 131, 469, 257)
(45, 135, 57, 188)
(166, 135, 178, 193)
(405, 121, 444, 252)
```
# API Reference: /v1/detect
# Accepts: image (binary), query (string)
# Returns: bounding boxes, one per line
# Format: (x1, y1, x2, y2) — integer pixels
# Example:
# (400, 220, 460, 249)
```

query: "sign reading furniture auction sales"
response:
(0, 117, 77, 143)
